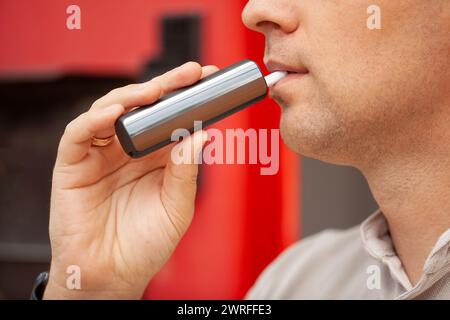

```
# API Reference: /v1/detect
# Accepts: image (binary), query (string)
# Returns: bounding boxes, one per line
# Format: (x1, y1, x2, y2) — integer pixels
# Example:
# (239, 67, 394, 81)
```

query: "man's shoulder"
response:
(246, 225, 374, 299)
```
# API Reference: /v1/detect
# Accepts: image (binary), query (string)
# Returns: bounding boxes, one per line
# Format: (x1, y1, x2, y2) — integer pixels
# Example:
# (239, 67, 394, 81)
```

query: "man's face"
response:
(242, 1, 450, 166)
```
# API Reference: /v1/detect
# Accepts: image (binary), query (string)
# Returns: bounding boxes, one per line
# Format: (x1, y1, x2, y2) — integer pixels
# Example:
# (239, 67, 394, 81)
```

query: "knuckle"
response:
(187, 61, 201, 69)
(108, 87, 122, 96)
(124, 83, 138, 90)
(160, 186, 192, 239)
(64, 112, 87, 135)
(132, 86, 154, 100)
(169, 164, 199, 186)
(64, 118, 76, 135)
(91, 98, 102, 109)
(140, 80, 163, 97)
(150, 75, 162, 84)
(56, 138, 66, 156)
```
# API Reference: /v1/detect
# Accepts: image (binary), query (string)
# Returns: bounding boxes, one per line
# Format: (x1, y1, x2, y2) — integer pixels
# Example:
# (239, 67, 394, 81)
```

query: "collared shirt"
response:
(245, 210, 450, 299)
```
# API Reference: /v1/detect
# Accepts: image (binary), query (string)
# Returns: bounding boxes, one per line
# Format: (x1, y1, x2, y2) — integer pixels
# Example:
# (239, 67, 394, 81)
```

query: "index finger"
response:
(56, 64, 219, 166)
(91, 61, 204, 112)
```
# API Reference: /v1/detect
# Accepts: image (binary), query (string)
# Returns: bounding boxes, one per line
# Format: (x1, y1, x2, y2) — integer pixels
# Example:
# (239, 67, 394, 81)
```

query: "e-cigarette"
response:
(115, 59, 287, 158)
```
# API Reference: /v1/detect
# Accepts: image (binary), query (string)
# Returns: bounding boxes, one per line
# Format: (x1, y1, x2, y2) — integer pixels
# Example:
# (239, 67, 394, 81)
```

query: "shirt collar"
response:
(360, 209, 450, 294)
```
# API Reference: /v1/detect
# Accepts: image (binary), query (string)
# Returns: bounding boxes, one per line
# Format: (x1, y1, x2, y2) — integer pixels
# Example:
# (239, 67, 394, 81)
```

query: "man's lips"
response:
(264, 60, 309, 75)
(264, 59, 309, 99)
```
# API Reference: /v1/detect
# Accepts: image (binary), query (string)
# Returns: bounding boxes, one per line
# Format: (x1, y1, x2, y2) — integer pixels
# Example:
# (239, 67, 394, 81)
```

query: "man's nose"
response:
(241, 0, 299, 35)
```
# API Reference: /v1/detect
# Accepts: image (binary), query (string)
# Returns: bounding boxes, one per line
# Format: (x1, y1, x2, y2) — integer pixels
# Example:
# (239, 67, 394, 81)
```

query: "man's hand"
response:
(44, 62, 218, 299)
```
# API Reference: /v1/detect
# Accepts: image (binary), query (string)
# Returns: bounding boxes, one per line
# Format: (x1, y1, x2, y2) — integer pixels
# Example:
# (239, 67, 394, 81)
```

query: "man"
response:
(41, 0, 450, 299)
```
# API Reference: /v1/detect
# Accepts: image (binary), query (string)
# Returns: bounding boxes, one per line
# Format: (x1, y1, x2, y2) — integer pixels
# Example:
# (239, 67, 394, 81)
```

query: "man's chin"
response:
(279, 117, 308, 156)
(279, 111, 349, 164)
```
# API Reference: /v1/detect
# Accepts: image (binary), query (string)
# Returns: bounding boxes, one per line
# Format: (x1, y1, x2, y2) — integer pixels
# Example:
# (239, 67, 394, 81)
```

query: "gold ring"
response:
(91, 135, 115, 147)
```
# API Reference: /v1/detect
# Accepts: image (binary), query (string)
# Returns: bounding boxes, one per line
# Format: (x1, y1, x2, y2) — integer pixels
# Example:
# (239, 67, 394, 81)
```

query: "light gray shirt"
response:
(246, 210, 450, 299)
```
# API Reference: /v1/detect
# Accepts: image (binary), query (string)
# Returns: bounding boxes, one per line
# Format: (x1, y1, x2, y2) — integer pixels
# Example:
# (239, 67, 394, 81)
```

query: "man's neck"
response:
(361, 127, 450, 285)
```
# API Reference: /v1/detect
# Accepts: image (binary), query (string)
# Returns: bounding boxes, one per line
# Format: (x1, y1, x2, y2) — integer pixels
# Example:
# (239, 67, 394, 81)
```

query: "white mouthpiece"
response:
(264, 71, 288, 87)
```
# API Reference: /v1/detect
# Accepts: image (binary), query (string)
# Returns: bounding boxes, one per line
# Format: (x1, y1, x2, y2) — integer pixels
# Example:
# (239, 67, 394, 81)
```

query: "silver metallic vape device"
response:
(115, 59, 286, 158)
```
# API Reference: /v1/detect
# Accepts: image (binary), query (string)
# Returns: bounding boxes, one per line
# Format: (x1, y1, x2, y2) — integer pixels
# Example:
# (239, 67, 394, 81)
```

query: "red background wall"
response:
(0, 0, 300, 299)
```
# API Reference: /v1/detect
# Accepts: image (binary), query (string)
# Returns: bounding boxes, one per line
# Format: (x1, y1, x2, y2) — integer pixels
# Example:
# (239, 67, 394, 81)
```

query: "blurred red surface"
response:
(0, 0, 300, 299)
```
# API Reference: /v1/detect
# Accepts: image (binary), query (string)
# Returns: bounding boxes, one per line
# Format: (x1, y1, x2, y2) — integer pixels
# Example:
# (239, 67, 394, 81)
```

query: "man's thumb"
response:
(161, 130, 208, 225)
